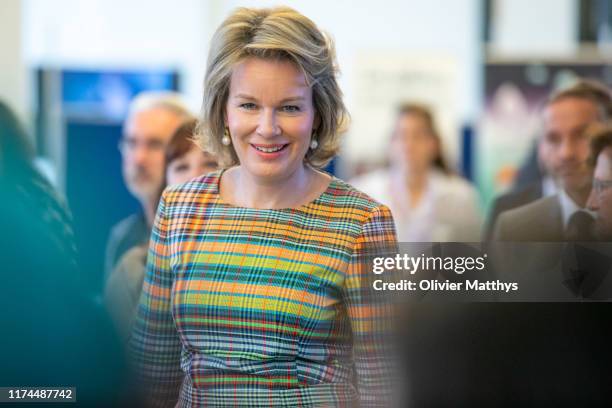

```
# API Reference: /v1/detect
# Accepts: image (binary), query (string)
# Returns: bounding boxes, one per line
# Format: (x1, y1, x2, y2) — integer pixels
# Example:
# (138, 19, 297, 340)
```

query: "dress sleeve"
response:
(342, 204, 399, 407)
(129, 191, 184, 407)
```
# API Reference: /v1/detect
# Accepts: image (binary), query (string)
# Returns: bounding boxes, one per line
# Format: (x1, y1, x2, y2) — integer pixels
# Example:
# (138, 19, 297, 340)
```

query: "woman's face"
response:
(389, 113, 437, 174)
(166, 147, 218, 186)
(225, 57, 317, 183)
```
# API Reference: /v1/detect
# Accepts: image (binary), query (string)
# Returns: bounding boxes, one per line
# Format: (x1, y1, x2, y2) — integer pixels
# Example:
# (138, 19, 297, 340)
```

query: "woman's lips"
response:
(250, 143, 289, 158)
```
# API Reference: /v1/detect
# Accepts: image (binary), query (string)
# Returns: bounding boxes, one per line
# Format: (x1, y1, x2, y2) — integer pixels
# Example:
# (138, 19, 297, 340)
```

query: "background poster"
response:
(347, 53, 458, 176)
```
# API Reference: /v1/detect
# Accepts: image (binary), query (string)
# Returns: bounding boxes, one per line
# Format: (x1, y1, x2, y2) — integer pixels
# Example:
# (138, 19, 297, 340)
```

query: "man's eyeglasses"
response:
(592, 179, 612, 196)
(118, 138, 166, 154)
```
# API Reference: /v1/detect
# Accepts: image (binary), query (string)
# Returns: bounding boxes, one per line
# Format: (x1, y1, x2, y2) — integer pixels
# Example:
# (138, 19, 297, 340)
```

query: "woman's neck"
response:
(393, 167, 429, 209)
(394, 166, 427, 191)
(405, 172, 427, 192)
(223, 165, 328, 209)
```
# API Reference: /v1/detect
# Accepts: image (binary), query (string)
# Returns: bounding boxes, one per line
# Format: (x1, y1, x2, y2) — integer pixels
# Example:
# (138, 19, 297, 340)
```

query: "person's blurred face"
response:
(389, 113, 437, 175)
(587, 148, 612, 239)
(225, 57, 317, 183)
(120, 108, 183, 202)
(166, 148, 218, 186)
(541, 97, 599, 193)
(537, 132, 556, 177)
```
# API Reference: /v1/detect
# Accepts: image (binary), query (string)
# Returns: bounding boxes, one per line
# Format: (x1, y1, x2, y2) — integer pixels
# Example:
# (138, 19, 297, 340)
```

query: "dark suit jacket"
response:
(492, 195, 564, 241)
(484, 181, 542, 240)
(104, 212, 150, 285)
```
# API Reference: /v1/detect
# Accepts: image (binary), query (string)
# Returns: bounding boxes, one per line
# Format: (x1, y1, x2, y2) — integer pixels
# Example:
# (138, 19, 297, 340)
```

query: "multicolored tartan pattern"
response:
(130, 170, 397, 407)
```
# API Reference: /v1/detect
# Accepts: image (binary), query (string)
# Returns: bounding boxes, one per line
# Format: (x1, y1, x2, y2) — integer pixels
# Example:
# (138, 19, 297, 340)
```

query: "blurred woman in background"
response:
(165, 119, 219, 186)
(353, 103, 482, 241)
(105, 119, 218, 341)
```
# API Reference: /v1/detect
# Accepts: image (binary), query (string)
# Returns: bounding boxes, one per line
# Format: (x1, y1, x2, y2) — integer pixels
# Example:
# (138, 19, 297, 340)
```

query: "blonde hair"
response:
(196, 6, 348, 168)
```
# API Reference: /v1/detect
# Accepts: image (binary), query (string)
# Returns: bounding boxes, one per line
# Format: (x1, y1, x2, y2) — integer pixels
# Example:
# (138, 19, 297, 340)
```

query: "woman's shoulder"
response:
(162, 170, 222, 206)
(323, 175, 393, 219)
(322, 178, 396, 245)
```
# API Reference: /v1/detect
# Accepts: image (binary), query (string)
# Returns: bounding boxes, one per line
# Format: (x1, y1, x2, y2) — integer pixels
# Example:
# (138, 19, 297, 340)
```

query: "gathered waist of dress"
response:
(181, 352, 355, 389)
(177, 373, 358, 407)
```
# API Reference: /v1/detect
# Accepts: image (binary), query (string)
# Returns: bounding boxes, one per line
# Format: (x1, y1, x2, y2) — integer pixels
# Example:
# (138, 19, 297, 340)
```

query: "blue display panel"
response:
(61, 69, 179, 120)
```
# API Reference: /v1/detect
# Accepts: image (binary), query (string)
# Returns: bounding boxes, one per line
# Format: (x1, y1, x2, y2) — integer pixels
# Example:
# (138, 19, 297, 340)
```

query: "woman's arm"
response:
(342, 204, 399, 407)
(130, 191, 184, 407)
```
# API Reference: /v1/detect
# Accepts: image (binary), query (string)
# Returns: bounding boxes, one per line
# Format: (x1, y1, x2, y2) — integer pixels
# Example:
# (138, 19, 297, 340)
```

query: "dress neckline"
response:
(212, 168, 339, 212)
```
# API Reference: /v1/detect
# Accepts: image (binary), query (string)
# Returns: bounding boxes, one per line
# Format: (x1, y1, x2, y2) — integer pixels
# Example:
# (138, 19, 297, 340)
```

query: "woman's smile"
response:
(250, 142, 289, 156)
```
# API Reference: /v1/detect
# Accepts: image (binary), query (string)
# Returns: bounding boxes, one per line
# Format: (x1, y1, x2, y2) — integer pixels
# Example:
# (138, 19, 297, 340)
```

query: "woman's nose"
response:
(256, 109, 281, 138)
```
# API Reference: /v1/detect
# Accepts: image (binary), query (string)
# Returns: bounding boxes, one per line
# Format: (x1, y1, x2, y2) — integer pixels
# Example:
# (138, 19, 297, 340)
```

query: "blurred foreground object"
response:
(0, 101, 129, 406)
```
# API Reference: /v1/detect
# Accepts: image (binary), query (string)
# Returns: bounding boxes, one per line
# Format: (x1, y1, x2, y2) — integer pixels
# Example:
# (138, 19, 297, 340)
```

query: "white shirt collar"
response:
(541, 176, 558, 197)
(558, 189, 595, 229)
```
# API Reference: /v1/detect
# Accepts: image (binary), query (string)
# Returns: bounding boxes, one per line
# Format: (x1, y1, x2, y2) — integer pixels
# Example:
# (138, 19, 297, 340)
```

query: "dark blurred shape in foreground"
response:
(0, 101, 131, 406)
(398, 302, 612, 407)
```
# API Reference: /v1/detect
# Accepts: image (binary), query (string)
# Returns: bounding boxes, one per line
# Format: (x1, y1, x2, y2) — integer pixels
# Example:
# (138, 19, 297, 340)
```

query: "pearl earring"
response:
(222, 128, 231, 146)
(310, 138, 318, 150)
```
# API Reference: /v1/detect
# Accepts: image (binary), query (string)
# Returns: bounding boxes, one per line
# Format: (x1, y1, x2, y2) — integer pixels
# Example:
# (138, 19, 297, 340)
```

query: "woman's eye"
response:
(239, 102, 257, 110)
(281, 105, 301, 113)
(174, 164, 189, 172)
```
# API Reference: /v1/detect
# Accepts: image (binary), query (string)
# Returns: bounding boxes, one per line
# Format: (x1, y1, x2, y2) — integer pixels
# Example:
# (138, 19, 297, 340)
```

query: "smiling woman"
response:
(220, 57, 325, 208)
(130, 6, 398, 408)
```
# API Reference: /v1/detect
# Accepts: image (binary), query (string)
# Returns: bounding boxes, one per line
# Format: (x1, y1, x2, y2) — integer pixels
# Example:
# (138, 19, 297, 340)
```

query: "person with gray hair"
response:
(104, 91, 192, 284)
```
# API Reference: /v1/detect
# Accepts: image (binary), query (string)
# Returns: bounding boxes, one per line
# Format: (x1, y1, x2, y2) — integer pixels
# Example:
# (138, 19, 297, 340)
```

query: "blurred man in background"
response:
(493, 80, 611, 241)
(484, 134, 558, 239)
(104, 92, 191, 283)
(587, 125, 612, 240)
(104, 119, 216, 341)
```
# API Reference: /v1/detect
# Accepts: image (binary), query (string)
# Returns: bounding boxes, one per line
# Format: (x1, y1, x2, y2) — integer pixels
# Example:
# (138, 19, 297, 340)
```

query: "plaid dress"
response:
(130, 170, 397, 407)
